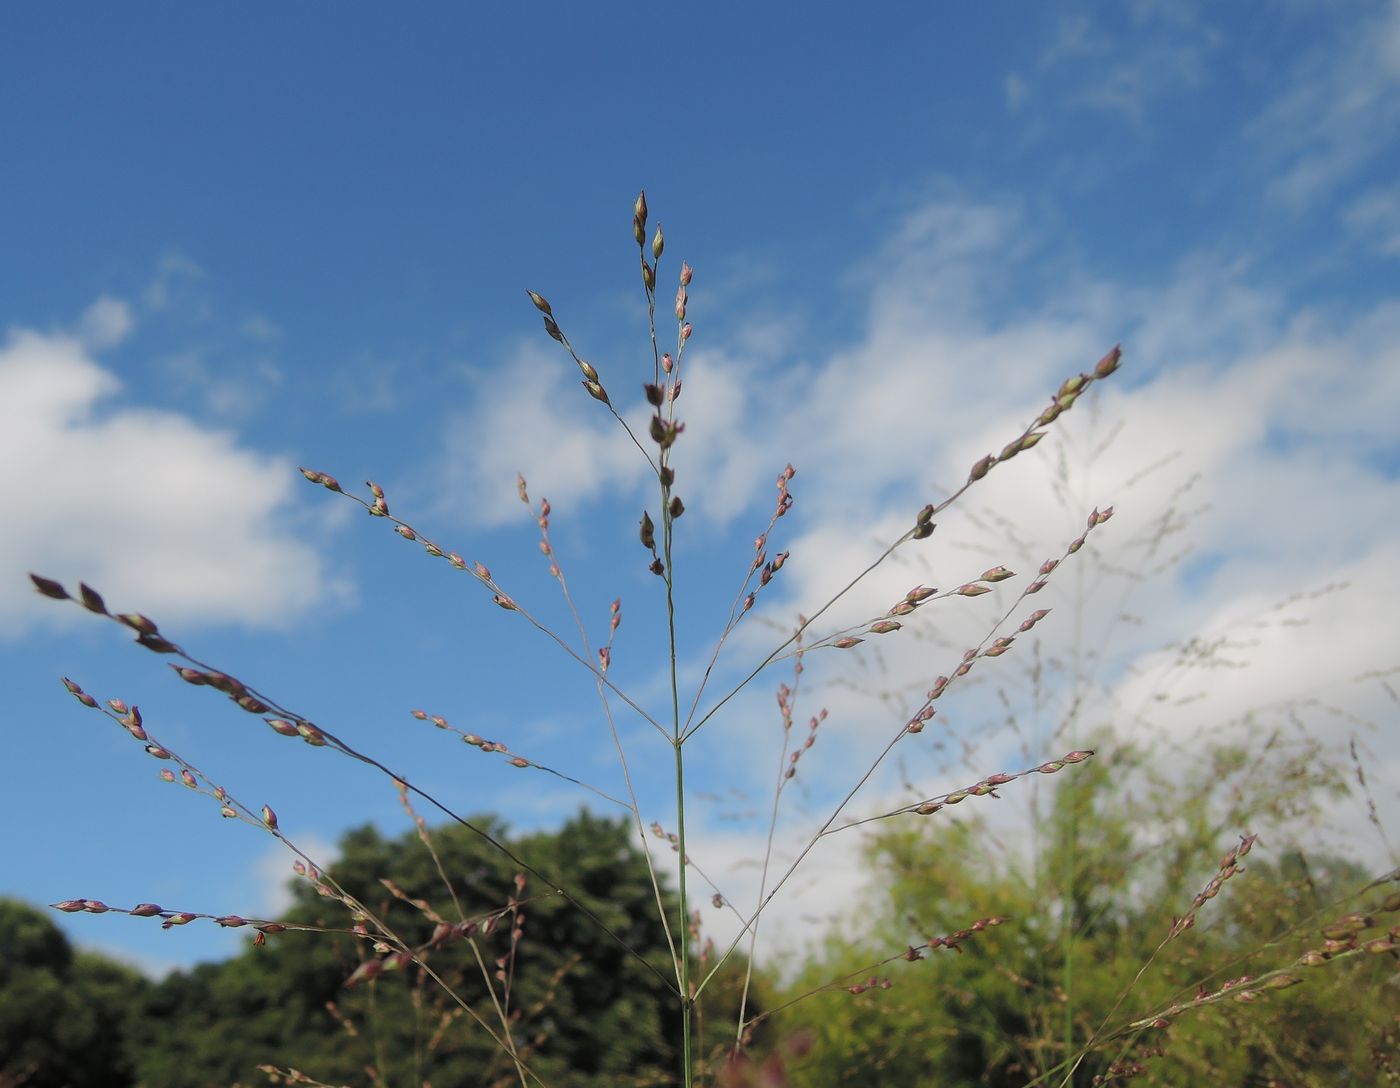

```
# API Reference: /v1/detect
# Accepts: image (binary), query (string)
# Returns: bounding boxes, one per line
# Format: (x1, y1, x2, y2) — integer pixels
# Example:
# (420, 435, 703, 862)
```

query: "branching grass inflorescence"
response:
(36, 192, 1379, 1088)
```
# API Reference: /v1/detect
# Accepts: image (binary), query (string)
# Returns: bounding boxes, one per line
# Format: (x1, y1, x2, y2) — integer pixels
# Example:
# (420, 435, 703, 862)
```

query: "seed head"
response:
(1058, 374, 1087, 399)
(114, 614, 159, 638)
(30, 573, 69, 600)
(1094, 344, 1122, 378)
(78, 583, 107, 614)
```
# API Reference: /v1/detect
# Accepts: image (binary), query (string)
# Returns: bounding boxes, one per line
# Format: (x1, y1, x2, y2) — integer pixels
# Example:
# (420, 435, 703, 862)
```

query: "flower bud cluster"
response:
(1168, 832, 1258, 939)
(913, 752, 1093, 816)
(649, 821, 691, 865)
(298, 467, 343, 493)
(912, 502, 936, 540)
(1093, 1049, 1164, 1086)
(409, 708, 525, 762)
(59, 677, 287, 836)
(296, 482, 512, 615)
(922, 915, 1005, 953)
(775, 464, 795, 518)
(523, 286, 610, 402)
(784, 709, 828, 781)
(1297, 893, 1400, 964)
(52, 897, 289, 937)
(33, 575, 179, 654)
(729, 474, 799, 626)
(919, 346, 1120, 511)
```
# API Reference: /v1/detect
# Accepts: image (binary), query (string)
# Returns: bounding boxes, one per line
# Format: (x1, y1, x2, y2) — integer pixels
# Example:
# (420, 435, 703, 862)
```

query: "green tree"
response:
(770, 735, 1398, 1087)
(125, 811, 747, 1088)
(0, 898, 150, 1088)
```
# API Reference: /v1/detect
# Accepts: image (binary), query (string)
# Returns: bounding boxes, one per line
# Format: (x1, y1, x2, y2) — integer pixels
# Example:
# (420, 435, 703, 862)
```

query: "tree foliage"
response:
(126, 811, 688, 1088)
(769, 735, 1399, 1087)
(0, 898, 150, 1088)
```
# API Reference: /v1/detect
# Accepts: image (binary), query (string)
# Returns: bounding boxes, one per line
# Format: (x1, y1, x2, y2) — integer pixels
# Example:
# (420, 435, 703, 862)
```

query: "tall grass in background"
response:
(32, 194, 1399, 1087)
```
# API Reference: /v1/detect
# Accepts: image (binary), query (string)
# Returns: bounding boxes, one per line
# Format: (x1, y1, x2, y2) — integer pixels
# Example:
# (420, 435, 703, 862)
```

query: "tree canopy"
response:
(124, 810, 687, 1088)
(0, 898, 150, 1088)
(767, 736, 1399, 1087)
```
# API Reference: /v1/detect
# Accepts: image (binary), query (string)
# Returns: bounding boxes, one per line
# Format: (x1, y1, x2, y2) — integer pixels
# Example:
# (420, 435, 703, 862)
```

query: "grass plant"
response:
(31, 193, 1398, 1088)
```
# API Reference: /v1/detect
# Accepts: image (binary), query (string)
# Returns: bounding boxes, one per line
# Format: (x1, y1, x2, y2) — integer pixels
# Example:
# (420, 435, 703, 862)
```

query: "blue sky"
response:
(4, 2, 1399, 978)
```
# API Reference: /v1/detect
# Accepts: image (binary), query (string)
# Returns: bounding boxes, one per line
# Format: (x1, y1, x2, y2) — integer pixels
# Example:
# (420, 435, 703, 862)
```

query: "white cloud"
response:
(160, 349, 286, 418)
(2, 311, 343, 634)
(78, 296, 134, 350)
(75, 939, 187, 981)
(142, 253, 205, 312)
(241, 314, 282, 342)
(686, 820, 875, 979)
(1033, 6, 1219, 122)
(1345, 186, 1400, 255)
(1004, 72, 1028, 113)
(1250, 0, 1400, 207)
(579, 191, 1400, 963)
(251, 833, 341, 917)
(434, 345, 651, 528)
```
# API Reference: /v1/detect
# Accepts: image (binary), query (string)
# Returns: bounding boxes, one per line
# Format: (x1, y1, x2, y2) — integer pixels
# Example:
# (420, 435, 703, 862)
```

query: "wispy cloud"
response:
(142, 253, 206, 313)
(1031, 6, 1220, 123)
(158, 349, 285, 419)
(1250, 0, 1400, 207)
(78, 296, 134, 350)
(1, 304, 345, 633)
(433, 344, 651, 528)
(1345, 185, 1400, 256)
